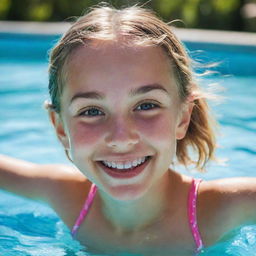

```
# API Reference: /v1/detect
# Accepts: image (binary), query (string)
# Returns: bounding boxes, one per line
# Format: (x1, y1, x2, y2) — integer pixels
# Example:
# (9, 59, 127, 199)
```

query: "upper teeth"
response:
(102, 157, 147, 170)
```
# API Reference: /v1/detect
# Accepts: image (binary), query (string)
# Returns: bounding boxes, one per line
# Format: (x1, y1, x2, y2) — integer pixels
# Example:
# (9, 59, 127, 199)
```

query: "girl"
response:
(1, 4, 256, 256)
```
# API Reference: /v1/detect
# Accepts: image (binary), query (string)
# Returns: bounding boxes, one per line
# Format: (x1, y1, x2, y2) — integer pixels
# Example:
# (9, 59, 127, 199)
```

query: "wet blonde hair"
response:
(48, 4, 217, 171)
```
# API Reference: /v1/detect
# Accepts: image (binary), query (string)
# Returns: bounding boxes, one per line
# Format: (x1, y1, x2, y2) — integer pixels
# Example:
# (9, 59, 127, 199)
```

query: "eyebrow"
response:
(70, 91, 103, 103)
(130, 84, 169, 97)
(70, 83, 169, 104)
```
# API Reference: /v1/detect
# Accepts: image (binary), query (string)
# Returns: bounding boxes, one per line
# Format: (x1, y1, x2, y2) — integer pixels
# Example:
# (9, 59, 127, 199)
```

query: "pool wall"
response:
(0, 21, 256, 76)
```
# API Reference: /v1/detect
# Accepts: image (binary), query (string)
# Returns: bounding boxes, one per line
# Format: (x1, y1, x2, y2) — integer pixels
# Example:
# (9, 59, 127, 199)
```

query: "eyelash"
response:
(77, 101, 161, 117)
(78, 107, 104, 117)
(135, 101, 160, 111)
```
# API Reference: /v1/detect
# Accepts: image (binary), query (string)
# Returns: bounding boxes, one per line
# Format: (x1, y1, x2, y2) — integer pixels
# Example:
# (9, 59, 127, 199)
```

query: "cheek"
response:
(136, 114, 176, 142)
(69, 121, 105, 147)
(137, 114, 177, 169)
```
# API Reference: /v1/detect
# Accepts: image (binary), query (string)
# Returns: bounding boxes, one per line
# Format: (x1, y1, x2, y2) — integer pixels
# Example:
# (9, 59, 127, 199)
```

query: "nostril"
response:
(105, 130, 140, 149)
(106, 139, 139, 149)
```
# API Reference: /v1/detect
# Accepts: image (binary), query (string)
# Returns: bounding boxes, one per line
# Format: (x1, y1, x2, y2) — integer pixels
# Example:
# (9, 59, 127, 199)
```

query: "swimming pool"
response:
(0, 31, 256, 255)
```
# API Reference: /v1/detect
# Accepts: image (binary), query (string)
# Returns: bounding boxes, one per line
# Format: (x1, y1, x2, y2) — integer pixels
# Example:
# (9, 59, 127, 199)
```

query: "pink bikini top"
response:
(188, 178, 204, 253)
(71, 178, 204, 253)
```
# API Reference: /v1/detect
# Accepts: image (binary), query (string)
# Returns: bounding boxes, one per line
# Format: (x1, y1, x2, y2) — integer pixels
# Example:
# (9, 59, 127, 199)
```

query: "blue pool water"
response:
(0, 32, 256, 255)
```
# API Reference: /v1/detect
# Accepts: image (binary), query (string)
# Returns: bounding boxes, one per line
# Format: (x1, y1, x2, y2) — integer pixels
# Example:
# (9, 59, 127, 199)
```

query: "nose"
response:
(105, 115, 140, 151)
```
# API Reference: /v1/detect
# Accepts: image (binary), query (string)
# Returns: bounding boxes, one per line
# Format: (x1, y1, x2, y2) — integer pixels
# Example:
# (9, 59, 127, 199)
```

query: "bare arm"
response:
(0, 154, 86, 201)
(217, 177, 256, 224)
(199, 177, 256, 246)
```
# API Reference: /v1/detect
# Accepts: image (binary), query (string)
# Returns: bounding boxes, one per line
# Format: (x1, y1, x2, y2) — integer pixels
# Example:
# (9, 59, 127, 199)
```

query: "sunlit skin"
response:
(52, 42, 193, 235)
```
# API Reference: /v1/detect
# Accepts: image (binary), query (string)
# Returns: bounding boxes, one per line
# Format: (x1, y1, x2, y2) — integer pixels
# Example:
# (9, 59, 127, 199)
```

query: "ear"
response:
(48, 109, 70, 150)
(176, 103, 194, 140)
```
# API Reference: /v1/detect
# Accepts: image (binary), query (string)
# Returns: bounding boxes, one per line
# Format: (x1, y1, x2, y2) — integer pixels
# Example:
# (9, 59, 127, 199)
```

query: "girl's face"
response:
(52, 42, 192, 200)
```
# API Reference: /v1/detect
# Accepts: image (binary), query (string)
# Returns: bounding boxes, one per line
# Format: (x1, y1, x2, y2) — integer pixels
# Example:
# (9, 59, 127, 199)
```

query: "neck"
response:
(98, 171, 174, 234)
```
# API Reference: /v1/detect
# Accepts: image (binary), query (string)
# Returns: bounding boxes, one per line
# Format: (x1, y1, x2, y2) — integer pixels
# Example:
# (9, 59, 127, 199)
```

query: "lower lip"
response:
(98, 157, 151, 179)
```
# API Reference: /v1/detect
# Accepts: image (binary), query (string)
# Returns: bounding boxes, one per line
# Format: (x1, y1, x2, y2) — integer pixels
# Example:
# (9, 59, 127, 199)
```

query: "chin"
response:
(106, 183, 151, 202)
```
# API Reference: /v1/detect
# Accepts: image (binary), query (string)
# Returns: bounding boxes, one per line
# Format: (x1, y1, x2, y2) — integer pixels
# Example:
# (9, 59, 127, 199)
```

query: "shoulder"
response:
(36, 163, 90, 199)
(37, 164, 93, 229)
(197, 177, 256, 246)
(36, 163, 86, 181)
(32, 163, 89, 200)
(0, 156, 92, 229)
(0, 155, 89, 201)
(199, 177, 256, 213)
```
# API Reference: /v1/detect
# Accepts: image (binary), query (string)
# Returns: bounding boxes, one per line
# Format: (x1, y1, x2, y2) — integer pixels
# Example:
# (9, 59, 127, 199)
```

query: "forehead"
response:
(64, 41, 177, 95)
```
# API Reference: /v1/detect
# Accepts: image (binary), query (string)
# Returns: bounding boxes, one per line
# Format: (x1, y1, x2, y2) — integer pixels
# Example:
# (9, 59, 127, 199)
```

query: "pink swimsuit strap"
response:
(188, 178, 204, 253)
(72, 178, 204, 254)
(71, 183, 97, 236)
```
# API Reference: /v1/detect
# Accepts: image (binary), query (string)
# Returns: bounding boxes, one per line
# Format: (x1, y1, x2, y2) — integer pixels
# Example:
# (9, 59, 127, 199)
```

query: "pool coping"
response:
(0, 20, 256, 48)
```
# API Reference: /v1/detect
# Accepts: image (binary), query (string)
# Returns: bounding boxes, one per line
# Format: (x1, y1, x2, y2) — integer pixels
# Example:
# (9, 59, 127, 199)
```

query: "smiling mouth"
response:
(99, 156, 151, 171)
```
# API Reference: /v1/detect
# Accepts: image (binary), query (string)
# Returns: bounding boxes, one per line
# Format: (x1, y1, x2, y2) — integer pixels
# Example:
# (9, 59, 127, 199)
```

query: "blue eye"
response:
(79, 107, 104, 117)
(136, 102, 159, 111)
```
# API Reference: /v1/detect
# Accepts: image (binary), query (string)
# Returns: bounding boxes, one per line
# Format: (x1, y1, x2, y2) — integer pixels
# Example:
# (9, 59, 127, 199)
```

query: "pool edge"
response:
(0, 20, 256, 48)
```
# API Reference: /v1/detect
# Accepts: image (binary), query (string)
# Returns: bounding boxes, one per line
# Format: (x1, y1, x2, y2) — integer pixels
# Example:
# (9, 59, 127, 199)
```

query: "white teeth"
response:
(132, 159, 137, 167)
(117, 163, 123, 169)
(124, 162, 132, 169)
(102, 156, 148, 170)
